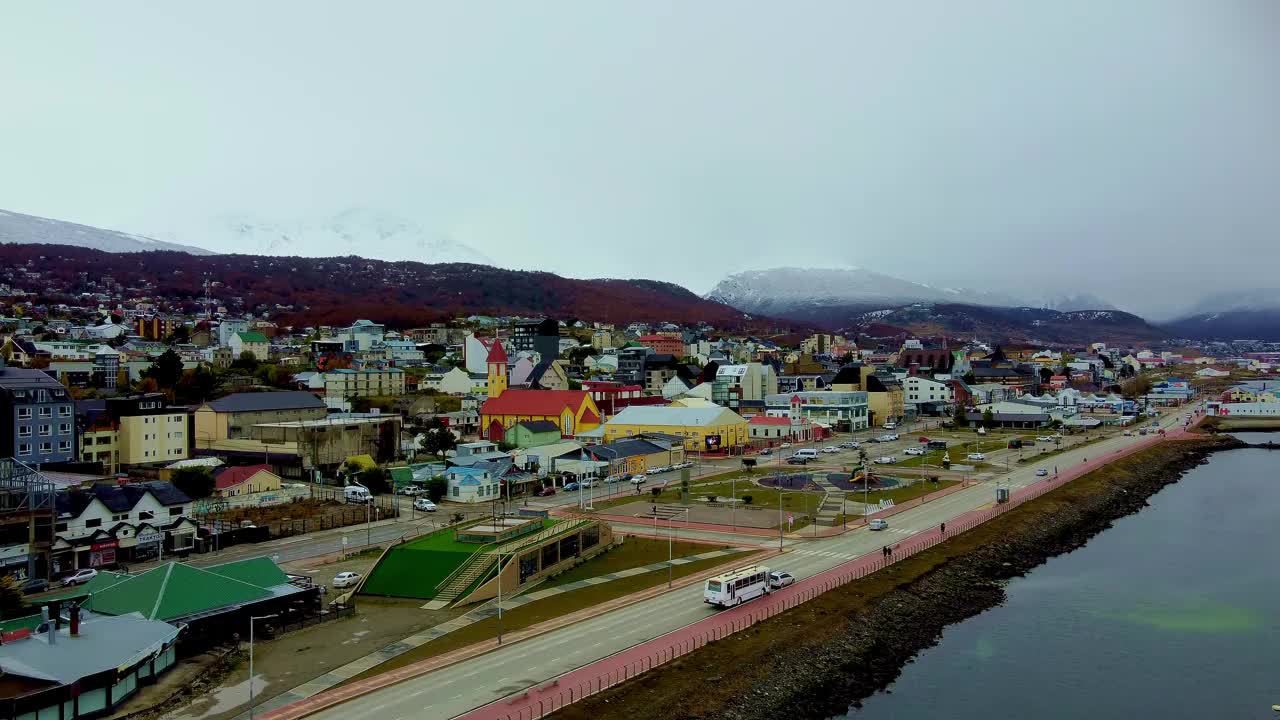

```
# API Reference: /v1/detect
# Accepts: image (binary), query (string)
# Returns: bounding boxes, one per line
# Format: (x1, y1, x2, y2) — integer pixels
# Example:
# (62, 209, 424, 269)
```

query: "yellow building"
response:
(479, 342, 602, 442)
(322, 368, 406, 401)
(603, 406, 748, 451)
(118, 412, 188, 465)
(80, 425, 120, 475)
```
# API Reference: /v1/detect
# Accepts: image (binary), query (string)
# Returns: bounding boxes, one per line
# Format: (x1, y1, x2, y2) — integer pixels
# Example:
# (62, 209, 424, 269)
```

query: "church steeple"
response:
(486, 340, 509, 399)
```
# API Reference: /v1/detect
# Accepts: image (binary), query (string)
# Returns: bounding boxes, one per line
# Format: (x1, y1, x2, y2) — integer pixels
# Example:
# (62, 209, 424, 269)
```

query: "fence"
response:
(454, 432, 1169, 720)
(273, 605, 356, 635)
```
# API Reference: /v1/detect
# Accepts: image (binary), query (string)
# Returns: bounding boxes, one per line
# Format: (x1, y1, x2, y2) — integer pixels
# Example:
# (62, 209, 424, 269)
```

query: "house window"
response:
(169, 507, 182, 516)
(59, 405, 72, 417)
(139, 511, 154, 520)
(17, 444, 30, 456)
(17, 408, 31, 420)
(38, 424, 51, 436)
(38, 407, 51, 418)
(39, 442, 52, 453)
(59, 423, 71, 434)
(85, 518, 102, 528)
(113, 513, 129, 521)
(17, 426, 30, 438)
(58, 441, 71, 452)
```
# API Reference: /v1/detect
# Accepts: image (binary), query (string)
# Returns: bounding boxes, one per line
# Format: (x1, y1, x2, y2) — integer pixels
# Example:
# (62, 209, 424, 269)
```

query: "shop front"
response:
(0, 543, 31, 581)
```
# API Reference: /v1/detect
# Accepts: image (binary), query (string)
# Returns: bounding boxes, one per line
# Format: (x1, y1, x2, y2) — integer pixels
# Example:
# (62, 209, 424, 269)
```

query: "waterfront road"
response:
(295, 410, 1193, 720)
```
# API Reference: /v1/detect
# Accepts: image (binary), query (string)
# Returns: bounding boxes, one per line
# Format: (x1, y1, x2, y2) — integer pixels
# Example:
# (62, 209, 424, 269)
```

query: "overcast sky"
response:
(1, 1, 1277, 318)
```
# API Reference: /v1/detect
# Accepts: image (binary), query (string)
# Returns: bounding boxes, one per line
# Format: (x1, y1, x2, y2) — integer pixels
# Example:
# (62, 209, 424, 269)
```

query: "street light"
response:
(248, 613, 278, 720)
(496, 548, 510, 644)
(668, 507, 690, 588)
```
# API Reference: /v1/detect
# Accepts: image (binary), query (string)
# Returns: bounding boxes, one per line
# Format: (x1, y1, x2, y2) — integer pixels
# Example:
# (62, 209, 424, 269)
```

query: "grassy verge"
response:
(541, 538, 730, 589)
(555, 437, 1225, 720)
(343, 550, 752, 683)
(589, 476, 825, 519)
(848, 478, 959, 505)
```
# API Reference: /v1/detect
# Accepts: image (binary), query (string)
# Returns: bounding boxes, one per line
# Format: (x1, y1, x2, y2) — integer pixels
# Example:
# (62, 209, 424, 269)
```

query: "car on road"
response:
(413, 497, 437, 511)
(648, 466, 671, 475)
(918, 437, 930, 443)
(875, 456, 897, 464)
(63, 569, 97, 586)
(539, 486, 557, 496)
(821, 446, 839, 454)
(400, 485, 422, 496)
(1036, 436, 1054, 442)
(20, 578, 49, 595)
(1035, 468, 1049, 477)
(883, 434, 900, 442)
(838, 441, 859, 449)
(787, 456, 809, 465)
(869, 519, 889, 531)
(883, 422, 897, 430)
(333, 571, 362, 589)
(759, 448, 773, 456)
(967, 452, 987, 461)
(780, 442, 792, 449)
(675, 461, 693, 469)
(630, 476, 647, 487)
(768, 571, 796, 589)
(903, 447, 925, 456)
(563, 481, 580, 491)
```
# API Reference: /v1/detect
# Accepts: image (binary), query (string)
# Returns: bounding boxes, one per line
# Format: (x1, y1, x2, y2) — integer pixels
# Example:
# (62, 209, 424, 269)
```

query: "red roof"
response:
(214, 464, 272, 490)
(749, 416, 792, 426)
(481, 389, 590, 417)
(486, 340, 508, 364)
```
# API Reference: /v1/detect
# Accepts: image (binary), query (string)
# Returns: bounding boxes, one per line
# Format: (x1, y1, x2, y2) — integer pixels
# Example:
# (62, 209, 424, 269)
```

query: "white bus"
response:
(703, 565, 771, 608)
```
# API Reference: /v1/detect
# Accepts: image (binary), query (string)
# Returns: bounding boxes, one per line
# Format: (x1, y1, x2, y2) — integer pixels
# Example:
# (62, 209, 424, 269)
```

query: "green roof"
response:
(83, 558, 285, 621)
(43, 570, 130, 602)
(237, 331, 269, 343)
(0, 614, 44, 634)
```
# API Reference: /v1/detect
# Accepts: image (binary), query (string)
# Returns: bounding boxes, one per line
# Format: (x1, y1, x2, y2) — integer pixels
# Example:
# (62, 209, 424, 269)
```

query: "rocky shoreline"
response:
(710, 435, 1245, 720)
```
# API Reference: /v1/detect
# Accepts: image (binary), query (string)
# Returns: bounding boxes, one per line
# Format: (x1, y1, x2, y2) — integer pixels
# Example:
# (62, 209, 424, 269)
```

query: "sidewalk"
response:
(238, 546, 746, 719)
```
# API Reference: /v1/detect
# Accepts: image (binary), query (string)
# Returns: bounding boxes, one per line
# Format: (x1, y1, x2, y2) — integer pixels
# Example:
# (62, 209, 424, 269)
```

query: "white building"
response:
(903, 376, 953, 410)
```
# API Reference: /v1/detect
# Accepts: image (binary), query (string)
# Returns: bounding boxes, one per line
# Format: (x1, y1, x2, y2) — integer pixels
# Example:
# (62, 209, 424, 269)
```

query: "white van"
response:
(344, 485, 373, 504)
(793, 448, 819, 460)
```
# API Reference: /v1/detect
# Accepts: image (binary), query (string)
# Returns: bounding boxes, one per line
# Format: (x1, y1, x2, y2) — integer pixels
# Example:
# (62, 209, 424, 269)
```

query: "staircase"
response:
(434, 553, 498, 604)
(810, 474, 846, 527)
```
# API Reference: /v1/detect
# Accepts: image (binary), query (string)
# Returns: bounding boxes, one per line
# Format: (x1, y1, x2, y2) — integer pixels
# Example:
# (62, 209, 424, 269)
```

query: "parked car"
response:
(413, 497, 437, 511)
(1035, 468, 1049, 477)
(875, 456, 897, 464)
(903, 447, 925, 456)
(539, 486, 557, 496)
(780, 442, 793, 449)
(647, 466, 670, 475)
(563, 481, 580, 491)
(1123, 430, 1133, 436)
(839, 441, 859, 449)
(675, 461, 693, 469)
(333, 571, 362, 589)
(967, 452, 987, 461)
(20, 578, 49, 595)
(918, 436, 930, 443)
(883, 422, 897, 430)
(759, 448, 773, 456)
(787, 456, 808, 465)
(885, 433, 900, 441)
(579, 479, 594, 488)
(400, 485, 422, 496)
(821, 446, 839, 454)
(869, 519, 889, 531)
(768, 571, 796, 589)
(1036, 436, 1054, 442)
(63, 569, 97, 586)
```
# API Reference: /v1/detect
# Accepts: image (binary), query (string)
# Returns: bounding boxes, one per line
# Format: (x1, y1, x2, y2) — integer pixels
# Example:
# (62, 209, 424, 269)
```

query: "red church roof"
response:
(214, 464, 272, 490)
(481, 389, 590, 417)
(486, 340, 508, 364)
(749, 416, 792, 426)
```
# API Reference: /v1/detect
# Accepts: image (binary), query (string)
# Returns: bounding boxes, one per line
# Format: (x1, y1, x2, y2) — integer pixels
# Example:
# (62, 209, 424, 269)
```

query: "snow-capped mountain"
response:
(178, 208, 493, 265)
(1175, 289, 1280, 317)
(1039, 293, 1118, 312)
(1162, 288, 1280, 341)
(706, 267, 1025, 318)
(0, 208, 211, 255)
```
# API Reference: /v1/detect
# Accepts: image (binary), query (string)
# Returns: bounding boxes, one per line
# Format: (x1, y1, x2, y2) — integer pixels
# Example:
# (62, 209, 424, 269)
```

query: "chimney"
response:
(69, 603, 81, 636)
(41, 606, 55, 645)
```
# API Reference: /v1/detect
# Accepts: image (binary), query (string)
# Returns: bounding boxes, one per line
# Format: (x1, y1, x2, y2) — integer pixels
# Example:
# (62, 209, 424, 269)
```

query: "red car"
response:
(538, 486, 556, 497)
(918, 437, 930, 443)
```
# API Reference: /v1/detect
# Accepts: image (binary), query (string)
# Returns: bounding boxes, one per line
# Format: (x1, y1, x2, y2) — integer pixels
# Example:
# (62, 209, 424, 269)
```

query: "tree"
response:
(170, 467, 215, 500)
(982, 407, 996, 428)
(165, 325, 191, 345)
(231, 351, 259, 372)
(427, 476, 448, 502)
(134, 377, 160, 394)
(650, 487, 661, 502)
(952, 404, 968, 428)
(1121, 375, 1153, 399)
(419, 418, 457, 458)
(963, 371, 976, 385)
(0, 575, 25, 618)
(1038, 367, 1053, 385)
(358, 468, 392, 495)
(143, 349, 185, 389)
(174, 365, 221, 405)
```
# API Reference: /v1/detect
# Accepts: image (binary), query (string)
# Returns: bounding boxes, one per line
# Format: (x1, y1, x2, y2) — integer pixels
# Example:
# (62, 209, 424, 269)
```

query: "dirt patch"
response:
(554, 435, 1243, 720)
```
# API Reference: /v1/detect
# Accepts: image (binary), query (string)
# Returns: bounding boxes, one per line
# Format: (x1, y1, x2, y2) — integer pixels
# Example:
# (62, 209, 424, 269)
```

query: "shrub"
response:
(742, 495, 753, 505)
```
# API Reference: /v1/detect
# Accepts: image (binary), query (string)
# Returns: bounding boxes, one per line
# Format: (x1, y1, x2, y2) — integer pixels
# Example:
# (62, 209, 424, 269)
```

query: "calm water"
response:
(848, 438, 1280, 720)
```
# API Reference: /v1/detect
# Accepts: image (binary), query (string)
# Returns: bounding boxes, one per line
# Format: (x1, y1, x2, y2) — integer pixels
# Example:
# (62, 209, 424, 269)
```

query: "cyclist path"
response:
(237, 546, 744, 719)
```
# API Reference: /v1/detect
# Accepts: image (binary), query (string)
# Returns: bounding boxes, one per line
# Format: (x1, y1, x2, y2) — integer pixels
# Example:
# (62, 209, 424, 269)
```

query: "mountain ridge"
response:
(0, 208, 212, 255)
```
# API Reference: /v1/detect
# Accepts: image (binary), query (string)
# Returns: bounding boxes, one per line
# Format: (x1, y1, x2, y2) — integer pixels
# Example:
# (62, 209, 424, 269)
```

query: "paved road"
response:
(305, 410, 1189, 720)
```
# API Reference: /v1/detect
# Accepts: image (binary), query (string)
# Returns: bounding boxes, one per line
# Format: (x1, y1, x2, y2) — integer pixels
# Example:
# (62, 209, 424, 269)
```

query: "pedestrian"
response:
(940, 522, 946, 535)
(1054, 465, 1058, 475)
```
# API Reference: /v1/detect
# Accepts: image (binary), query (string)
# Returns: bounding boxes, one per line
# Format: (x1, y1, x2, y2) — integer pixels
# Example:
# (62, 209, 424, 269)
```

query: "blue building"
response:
(0, 360, 76, 465)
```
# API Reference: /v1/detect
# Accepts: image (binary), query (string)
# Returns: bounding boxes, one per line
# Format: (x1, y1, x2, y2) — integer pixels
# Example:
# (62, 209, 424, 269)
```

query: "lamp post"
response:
(248, 613, 278, 720)
(496, 548, 508, 644)
(668, 507, 690, 588)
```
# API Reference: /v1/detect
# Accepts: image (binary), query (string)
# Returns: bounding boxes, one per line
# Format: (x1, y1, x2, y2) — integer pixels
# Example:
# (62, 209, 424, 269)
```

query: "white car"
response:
(839, 441, 859, 449)
(903, 447, 926, 456)
(647, 466, 668, 475)
(821, 446, 839, 454)
(967, 452, 987, 461)
(63, 568, 98, 586)
(413, 497, 437, 511)
(875, 456, 897, 464)
(884, 434, 900, 442)
(768, 571, 795, 589)
(1035, 468, 1049, 477)
(869, 519, 889, 531)
(780, 442, 792, 449)
(400, 485, 422, 496)
(1036, 436, 1054, 442)
(333, 571, 362, 589)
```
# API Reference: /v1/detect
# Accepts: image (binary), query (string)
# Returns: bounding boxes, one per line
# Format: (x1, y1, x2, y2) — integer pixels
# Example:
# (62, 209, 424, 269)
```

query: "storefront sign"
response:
(90, 548, 117, 567)
(91, 540, 119, 552)
(135, 531, 162, 546)
(0, 544, 30, 561)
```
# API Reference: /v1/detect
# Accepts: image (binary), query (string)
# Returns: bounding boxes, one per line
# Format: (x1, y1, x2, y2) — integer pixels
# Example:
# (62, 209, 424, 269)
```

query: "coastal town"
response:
(0, 293, 1275, 720)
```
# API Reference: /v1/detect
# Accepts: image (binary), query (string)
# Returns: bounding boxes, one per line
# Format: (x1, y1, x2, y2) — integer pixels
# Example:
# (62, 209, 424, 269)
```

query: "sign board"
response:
(0, 544, 30, 561)
(90, 540, 119, 551)
(342, 536, 349, 546)
(134, 531, 162, 545)
(704, 435, 722, 451)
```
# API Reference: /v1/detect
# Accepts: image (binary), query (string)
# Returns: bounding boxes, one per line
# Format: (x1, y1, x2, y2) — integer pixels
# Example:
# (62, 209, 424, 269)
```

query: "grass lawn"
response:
(343, 549, 755, 682)
(852, 478, 960, 504)
(590, 475, 824, 517)
(541, 537, 731, 589)
(893, 438, 1010, 468)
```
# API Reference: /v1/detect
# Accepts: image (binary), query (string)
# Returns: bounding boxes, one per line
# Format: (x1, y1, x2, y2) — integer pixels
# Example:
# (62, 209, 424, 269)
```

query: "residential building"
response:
(637, 334, 684, 356)
(443, 465, 502, 503)
(579, 436, 685, 477)
(193, 391, 327, 445)
(603, 405, 749, 451)
(711, 363, 779, 410)
(507, 420, 563, 449)
(212, 464, 283, 497)
(615, 346, 653, 385)
(512, 318, 560, 361)
(136, 315, 184, 340)
(764, 391, 870, 432)
(903, 376, 954, 416)
(51, 481, 197, 572)
(0, 362, 76, 465)
(642, 354, 682, 396)
(228, 331, 269, 359)
(420, 366, 475, 395)
(747, 415, 817, 445)
(322, 368, 406, 402)
(383, 339, 424, 363)
(340, 319, 385, 352)
(217, 318, 251, 347)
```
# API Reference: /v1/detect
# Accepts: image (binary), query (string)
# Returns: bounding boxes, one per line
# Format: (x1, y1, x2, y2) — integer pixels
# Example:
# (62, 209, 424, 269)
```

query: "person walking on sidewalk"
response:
(940, 522, 946, 535)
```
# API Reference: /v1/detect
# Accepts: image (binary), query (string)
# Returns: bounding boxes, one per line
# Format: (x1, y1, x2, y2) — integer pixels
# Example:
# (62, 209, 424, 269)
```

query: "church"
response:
(478, 341, 602, 443)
